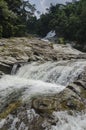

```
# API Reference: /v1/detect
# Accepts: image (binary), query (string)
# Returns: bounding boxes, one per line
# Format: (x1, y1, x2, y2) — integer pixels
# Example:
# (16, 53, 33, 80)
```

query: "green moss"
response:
(0, 101, 21, 119)
(59, 98, 85, 111)
(60, 100, 69, 110)
(58, 37, 66, 44)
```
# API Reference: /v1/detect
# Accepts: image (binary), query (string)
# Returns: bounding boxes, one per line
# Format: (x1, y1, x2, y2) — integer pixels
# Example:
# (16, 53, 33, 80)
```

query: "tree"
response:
(26, 16, 37, 34)
(0, 0, 17, 37)
(76, 0, 86, 43)
(36, 13, 52, 36)
(36, 0, 86, 45)
(0, 0, 36, 38)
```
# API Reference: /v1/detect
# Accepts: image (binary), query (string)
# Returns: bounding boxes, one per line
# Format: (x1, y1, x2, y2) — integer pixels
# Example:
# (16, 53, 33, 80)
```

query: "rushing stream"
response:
(17, 60, 86, 86)
(0, 60, 86, 130)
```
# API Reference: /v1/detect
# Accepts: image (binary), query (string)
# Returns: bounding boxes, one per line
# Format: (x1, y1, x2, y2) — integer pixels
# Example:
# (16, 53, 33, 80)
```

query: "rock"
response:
(0, 62, 12, 74)
(31, 69, 86, 114)
(32, 97, 57, 114)
(32, 88, 85, 115)
(0, 37, 86, 129)
(0, 71, 4, 78)
(0, 81, 85, 130)
(0, 42, 5, 46)
(0, 37, 86, 74)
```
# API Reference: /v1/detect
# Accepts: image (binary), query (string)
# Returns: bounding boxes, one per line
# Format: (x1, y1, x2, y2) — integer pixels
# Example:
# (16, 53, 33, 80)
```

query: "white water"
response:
(42, 30, 56, 42)
(43, 111, 86, 130)
(0, 60, 86, 101)
(0, 75, 65, 101)
(53, 111, 86, 130)
(17, 60, 86, 86)
(0, 110, 86, 130)
(0, 60, 86, 129)
(45, 30, 56, 39)
(11, 63, 18, 75)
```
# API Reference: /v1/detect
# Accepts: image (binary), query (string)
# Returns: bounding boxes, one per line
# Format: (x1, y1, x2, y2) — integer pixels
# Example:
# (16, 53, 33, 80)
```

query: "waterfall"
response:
(11, 63, 20, 75)
(11, 62, 26, 75)
(45, 30, 56, 39)
(17, 60, 86, 86)
(0, 60, 86, 130)
(0, 60, 86, 101)
(0, 75, 65, 102)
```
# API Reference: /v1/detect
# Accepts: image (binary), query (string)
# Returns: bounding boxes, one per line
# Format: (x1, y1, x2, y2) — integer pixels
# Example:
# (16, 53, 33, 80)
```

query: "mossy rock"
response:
(58, 98, 85, 111)
(0, 101, 21, 119)
(32, 97, 57, 114)
(32, 88, 86, 115)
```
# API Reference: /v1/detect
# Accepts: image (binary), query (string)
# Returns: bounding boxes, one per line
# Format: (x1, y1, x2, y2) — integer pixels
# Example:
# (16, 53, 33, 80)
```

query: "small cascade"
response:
(0, 59, 86, 130)
(0, 59, 86, 102)
(0, 60, 86, 100)
(17, 60, 86, 86)
(0, 75, 65, 102)
(45, 30, 56, 39)
(11, 63, 21, 75)
(43, 111, 86, 130)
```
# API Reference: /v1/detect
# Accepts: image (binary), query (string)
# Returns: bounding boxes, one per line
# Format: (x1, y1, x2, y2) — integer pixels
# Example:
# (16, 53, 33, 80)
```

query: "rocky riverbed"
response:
(0, 37, 86, 130)
(0, 37, 86, 74)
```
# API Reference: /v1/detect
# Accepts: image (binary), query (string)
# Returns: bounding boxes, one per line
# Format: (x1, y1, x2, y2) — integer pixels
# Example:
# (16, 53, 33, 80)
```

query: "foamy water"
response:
(17, 60, 86, 86)
(0, 75, 65, 101)
(0, 60, 86, 101)
(46, 111, 86, 130)
(0, 60, 86, 129)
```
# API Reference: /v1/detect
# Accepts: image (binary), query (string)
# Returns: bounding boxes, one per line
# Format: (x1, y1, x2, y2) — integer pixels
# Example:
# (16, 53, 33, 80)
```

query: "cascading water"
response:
(17, 60, 86, 86)
(0, 59, 86, 130)
(43, 111, 86, 130)
(0, 60, 86, 100)
(11, 63, 18, 75)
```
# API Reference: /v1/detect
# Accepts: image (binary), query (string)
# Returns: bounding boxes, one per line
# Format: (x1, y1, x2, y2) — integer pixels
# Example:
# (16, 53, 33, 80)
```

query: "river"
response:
(0, 60, 86, 130)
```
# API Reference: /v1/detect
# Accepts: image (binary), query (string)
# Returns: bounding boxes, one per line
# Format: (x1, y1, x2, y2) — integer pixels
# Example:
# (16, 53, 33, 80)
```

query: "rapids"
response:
(0, 59, 86, 130)
(17, 60, 86, 86)
(43, 111, 86, 130)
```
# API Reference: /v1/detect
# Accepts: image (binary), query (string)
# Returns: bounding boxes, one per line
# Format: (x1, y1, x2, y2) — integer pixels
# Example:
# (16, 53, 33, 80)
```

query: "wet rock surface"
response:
(32, 72, 86, 114)
(0, 37, 86, 74)
(0, 37, 86, 129)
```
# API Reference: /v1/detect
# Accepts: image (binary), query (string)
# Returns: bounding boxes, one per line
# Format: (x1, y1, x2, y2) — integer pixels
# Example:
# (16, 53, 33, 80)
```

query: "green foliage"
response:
(0, 0, 86, 46)
(36, 0, 86, 45)
(36, 14, 52, 36)
(13, 25, 26, 37)
(26, 16, 37, 34)
(0, 0, 36, 38)
(0, 0, 17, 21)
(58, 37, 66, 44)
